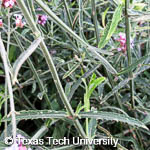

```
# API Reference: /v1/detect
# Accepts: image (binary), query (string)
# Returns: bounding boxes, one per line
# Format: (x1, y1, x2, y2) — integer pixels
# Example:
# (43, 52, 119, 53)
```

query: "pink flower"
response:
(0, 19, 3, 27)
(5, 135, 32, 150)
(18, 146, 27, 150)
(2, 0, 16, 8)
(115, 32, 134, 53)
(38, 15, 47, 26)
(14, 14, 25, 28)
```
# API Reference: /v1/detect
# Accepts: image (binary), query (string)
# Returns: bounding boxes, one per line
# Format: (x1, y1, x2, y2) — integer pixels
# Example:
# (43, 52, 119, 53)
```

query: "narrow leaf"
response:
(88, 77, 106, 99)
(80, 111, 148, 130)
(99, 5, 122, 48)
(12, 37, 43, 84)
(117, 55, 149, 76)
(2, 110, 148, 130)
(63, 63, 80, 79)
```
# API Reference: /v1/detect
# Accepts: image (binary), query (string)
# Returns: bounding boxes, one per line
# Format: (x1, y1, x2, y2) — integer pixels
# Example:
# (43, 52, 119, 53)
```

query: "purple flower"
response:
(38, 15, 47, 26)
(115, 32, 134, 53)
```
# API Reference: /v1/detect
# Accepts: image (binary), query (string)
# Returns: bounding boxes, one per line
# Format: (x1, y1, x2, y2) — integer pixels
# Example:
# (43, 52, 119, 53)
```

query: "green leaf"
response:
(98, 22, 111, 49)
(118, 137, 141, 150)
(117, 55, 149, 76)
(0, 142, 7, 150)
(80, 111, 148, 130)
(102, 7, 109, 27)
(63, 63, 80, 79)
(65, 82, 73, 98)
(2, 110, 148, 130)
(75, 101, 85, 115)
(134, 3, 146, 11)
(12, 37, 43, 84)
(142, 113, 150, 125)
(68, 65, 100, 101)
(2, 110, 67, 122)
(9, 46, 16, 62)
(101, 78, 130, 104)
(98, 5, 122, 48)
(89, 73, 96, 85)
(88, 77, 106, 99)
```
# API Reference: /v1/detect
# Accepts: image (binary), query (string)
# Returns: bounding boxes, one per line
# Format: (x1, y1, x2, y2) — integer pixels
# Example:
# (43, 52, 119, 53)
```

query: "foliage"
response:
(0, 0, 150, 150)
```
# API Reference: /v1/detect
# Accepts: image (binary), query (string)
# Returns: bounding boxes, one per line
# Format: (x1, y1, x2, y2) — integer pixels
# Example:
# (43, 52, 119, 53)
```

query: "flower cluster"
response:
(14, 14, 26, 28)
(2, 0, 16, 8)
(5, 134, 32, 150)
(115, 33, 134, 53)
(38, 15, 47, 26)
(1, 0, 26, 28)
(0, 19, 3, 27)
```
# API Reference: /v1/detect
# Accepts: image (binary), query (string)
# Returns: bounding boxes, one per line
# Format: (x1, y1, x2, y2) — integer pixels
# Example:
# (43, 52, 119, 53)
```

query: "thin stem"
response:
(0, 34, 17, 143)
(97, 125, 128, 150)
(7, 8, 11, 54)
(5, 9, 11, 137)
(79, 0, 85, 40)
(63, 0, 73, 28)
(125, 0, 134, 109)
(91, 0, 100, 45)
(4, 82, 8, 138)
(31, 125, 48, 139)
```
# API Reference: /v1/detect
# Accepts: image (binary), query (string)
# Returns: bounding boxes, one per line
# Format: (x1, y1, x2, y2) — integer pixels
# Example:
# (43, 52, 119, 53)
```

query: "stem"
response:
(125, 0, 134, 109)
(97, 125, 128, 150)
(7, 8, 10, 54)
(91, 0, 100, 45)
(31, 125, 48, 139)
(16, 0, 90, 145)
(63, 0, 73, 28)
(5, 9, 11, 137)
(86, 118, 89, 137)
(0, 34, 17, 143)
(79, 0, 85, 40)
(4, 82, 8, 138)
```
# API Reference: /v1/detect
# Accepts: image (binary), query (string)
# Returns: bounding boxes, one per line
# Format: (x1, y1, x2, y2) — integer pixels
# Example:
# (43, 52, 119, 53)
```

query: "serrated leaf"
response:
(2, 110, 67, 122)
(98, 5, 122, 49)
(2, 110, 148, 130)
(80, 111, 148, 130)
(107, 5, 122, 39)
